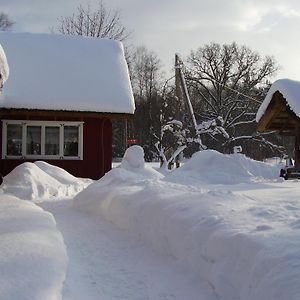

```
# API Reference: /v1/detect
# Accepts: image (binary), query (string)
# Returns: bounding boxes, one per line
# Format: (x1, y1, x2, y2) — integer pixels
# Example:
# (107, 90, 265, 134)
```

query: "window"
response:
(45, 126, 60, 155)
(27, 126, 41, 155)
(2, 120, 83, 159)
(64, 126, 79, 157)
(7, 124, 22, 156)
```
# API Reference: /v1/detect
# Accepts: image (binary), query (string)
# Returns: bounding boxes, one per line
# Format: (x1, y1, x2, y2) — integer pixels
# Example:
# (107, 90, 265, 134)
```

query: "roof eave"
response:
(0, 107, 134, 120)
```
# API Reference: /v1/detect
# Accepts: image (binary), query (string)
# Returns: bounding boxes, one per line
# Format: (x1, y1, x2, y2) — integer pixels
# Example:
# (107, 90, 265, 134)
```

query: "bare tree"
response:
(130, 46, 164, 160)
(130, 46, 162, 99)
(0, 12, 14, 31)
(57, 2, 130, 42)
(185, 42, 283, 157)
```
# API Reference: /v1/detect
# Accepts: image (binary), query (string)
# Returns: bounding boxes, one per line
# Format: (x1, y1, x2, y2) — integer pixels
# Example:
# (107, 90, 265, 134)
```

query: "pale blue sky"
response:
(2, 0, 300, 80)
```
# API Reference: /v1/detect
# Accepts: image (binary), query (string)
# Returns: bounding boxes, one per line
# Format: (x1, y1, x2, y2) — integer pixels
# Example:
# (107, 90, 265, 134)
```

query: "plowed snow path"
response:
(40, 199, 216, 300)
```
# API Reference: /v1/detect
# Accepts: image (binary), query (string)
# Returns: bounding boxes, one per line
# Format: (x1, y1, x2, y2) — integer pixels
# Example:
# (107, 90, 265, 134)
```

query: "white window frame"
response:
(2, 120, 84, 160)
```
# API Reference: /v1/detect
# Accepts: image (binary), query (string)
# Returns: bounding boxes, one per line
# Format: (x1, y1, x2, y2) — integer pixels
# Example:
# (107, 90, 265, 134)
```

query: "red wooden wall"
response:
(0, 113, 112, 180)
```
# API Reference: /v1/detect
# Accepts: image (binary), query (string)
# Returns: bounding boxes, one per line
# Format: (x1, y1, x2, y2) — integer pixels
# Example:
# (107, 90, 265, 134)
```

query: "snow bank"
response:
(2, 161, 92, 201)
(73, 151, 300, 300)
(256, 78, 300, 122)
(167, 150, 281, 185)
(0, 193, 67, 300)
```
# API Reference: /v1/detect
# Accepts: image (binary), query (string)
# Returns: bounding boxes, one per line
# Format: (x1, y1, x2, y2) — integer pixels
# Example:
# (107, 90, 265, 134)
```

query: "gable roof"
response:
(256, 79, 300, 123)
(256, 79, 300, 134)
(0, 32, 135, 114)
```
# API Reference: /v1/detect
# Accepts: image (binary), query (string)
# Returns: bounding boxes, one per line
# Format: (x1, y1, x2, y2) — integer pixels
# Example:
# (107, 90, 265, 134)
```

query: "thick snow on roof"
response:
(256, 78, 300, 122)
(0, 43, 9, 83)
(0, 32, 135, 114)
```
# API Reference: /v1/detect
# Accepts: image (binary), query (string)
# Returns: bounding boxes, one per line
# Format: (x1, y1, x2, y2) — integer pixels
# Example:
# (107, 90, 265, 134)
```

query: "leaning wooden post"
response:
(175, 54, 182, 121)
(174, 54, 182, 169)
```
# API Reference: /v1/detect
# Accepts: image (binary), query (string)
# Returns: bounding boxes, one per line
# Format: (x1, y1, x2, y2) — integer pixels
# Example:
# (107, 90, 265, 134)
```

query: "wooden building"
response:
(0, 32, 135, 179)
(256, 79, 300, 177)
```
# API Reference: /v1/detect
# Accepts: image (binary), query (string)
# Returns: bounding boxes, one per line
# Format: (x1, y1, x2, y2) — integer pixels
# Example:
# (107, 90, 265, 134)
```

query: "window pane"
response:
(7, 124, 22, 156)
(45, 127, 60, 155)
(64, 126, 79, 156)
(26, 126, 41, 155)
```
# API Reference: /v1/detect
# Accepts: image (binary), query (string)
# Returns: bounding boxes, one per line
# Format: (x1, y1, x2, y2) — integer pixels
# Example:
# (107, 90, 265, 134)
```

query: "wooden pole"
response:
(174, 54, 183, 169)
(175, 54, 182, 121)
(175, 54, 198, 131)
(295, 134, 300, 171)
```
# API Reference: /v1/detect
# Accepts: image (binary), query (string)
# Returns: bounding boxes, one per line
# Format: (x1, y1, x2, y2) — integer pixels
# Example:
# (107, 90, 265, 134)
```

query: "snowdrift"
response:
(168, 150, 282, 184)
(73, 148, 300, 300)
(2, 161, 92, 201)
(0, 193, 67, 300)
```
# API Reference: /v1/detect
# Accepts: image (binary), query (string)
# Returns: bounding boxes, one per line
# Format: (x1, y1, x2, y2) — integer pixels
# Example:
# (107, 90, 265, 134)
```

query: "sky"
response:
(2, 0, 300, 80)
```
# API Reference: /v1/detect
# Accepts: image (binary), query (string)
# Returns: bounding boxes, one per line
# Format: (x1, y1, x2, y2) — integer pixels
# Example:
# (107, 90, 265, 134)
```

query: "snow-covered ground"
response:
(1, 148, 300, 299)
(40, 199, 215, 300)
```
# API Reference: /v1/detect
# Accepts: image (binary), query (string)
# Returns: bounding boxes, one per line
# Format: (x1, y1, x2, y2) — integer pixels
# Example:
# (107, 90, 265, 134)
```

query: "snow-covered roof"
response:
(0, 32, 135, 114)
(256, 78, 300, 123)
(0, 43, 9, 83)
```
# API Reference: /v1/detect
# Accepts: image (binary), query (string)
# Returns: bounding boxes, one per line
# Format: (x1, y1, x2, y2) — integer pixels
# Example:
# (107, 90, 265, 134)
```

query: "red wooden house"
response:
(0, 32, 135, 179)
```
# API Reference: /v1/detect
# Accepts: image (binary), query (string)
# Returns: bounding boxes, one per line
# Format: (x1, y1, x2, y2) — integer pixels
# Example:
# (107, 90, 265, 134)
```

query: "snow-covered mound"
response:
(2, 162, 92, 201)
(73, 146, 163, 212)
(119, 145, 163, 179)
(34, 161, 91, 185)
(0, 193, 67, 300)
(167, 150, 281, 184)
